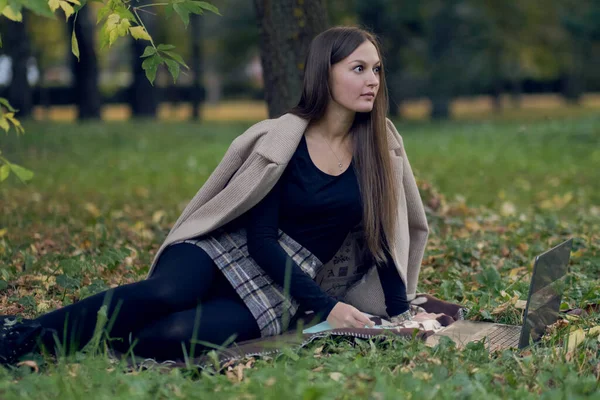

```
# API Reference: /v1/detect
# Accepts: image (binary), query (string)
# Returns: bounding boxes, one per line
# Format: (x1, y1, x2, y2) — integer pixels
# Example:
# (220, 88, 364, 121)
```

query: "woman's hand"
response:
(326, 302, 375, 329)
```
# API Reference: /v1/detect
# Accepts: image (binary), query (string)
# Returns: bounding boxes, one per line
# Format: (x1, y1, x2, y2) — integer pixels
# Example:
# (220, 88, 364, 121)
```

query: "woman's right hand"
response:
(326, 302, 375, 329)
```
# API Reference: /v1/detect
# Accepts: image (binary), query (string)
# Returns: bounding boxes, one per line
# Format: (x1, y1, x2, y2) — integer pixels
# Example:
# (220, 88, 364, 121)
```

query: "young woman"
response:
(0, 26, 431, 365)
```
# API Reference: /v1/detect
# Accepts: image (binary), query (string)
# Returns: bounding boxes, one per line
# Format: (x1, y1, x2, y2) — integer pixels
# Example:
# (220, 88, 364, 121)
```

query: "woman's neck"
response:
(307, 104, 355, 143)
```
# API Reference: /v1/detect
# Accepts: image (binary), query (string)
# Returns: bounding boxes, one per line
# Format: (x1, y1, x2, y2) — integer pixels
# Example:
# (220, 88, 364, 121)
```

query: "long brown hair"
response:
(288, 26, 398, 265)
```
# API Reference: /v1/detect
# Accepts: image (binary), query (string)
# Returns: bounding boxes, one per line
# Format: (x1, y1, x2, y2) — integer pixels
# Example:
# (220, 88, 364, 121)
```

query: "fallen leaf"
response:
(413, 371, 432, 381)
(152, 210, 166, 224)
(265, 376, 276, 387)
(564, 327, 600, 352)
(16, 360, 39, 373)
(312, 366, 324, 372)
(329, 372, 344, 382)
(84, 202, 101, 218)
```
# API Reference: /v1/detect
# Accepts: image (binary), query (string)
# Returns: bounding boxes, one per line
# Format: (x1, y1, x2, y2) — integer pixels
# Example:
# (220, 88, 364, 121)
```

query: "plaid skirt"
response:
(176, 226, 324, 338)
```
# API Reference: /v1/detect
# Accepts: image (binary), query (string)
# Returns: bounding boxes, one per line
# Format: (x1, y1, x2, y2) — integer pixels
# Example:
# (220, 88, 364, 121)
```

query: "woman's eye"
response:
(354, 66, 381, 73)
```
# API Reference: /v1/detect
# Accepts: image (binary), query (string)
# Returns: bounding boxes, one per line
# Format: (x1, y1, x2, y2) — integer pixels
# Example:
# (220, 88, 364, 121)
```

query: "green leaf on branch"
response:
(140, 45, 157, 57)
(164, 59, 180, 83)
(157, 44, 176, 51)
(96, 3, 110, 23)
(195, 1, 220, 15)
(113, 5, 135, 21)
(72, 27, 80, 61)
(162, 50, 188, 69)
(22, 0, 55, 17)
(141, 53, 163, 85)
(0, 164, 9, 182)
(8, 162, 34, 182)
(0, 98, 17, 112)
(169, 0, 219, 28)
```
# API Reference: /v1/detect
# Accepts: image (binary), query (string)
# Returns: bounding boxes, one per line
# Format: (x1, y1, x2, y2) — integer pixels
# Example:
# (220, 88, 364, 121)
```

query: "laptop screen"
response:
(519, 239, 572, 348)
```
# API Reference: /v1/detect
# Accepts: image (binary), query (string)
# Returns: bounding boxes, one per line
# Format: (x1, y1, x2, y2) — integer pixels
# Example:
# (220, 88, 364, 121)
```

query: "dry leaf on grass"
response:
(16, 360, 39, 373)
(225, 358, 256, 383)
(329, 372, 344, 381)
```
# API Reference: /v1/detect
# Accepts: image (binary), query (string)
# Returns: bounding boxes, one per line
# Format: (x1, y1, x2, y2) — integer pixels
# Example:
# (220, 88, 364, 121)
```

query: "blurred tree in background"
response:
(1, 0, 600, 122)
(253, 0, 329, 117)
(68, 5, 101, 119)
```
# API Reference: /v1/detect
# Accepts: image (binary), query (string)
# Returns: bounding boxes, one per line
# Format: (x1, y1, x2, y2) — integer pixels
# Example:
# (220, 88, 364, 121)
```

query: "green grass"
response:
(0, 115, 599, 398)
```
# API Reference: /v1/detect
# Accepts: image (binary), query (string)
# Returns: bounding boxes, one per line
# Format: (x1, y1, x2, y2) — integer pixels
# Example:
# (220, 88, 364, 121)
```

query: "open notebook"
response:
(302, 312, 395, 334)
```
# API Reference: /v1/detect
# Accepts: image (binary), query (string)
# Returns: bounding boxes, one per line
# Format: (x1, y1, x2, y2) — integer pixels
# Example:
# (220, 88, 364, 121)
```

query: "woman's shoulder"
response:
(231, 113, 309, 158)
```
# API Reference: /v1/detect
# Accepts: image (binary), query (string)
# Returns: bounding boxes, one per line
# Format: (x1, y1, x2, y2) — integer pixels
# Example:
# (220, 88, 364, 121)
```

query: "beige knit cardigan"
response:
(146, 112, 429, 305)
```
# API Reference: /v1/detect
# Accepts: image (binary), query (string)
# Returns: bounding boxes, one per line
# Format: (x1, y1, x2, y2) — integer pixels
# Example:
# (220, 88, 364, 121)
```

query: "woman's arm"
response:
(246, 179, 339, 319)
(377, 244, 410, 318)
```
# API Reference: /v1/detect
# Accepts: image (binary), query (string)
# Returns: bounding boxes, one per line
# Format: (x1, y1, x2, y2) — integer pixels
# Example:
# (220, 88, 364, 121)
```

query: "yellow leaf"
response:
(566, 328, 585, 352)
(59, 0, 74, 20)
(129, 26, 152, 41)
(152, 210, 166, 224)
(71, 29, 80, 61)
(84, 202, 101, 218)
(67, 0, 81, 4)
(500, 201, 516, 216)
(48, 0, 60, 12)
(2, 6, 22, 21)
(117, 18, 131, 36)
(0, 228, 7, 238)
(106, 13, 120, 30)
(0, 116, 9, 132)
(566, 326, 600, 352)
(413, 371, 432, 381)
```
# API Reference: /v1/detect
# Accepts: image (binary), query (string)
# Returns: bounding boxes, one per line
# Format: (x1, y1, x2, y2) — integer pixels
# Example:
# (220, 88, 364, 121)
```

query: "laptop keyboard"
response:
(485, 325, 522, 350)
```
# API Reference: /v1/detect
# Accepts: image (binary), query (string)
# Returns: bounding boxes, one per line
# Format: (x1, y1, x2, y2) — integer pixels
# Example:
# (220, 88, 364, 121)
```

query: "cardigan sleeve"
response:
(246, 179, 339, 319)
(386, 118, 429, 301)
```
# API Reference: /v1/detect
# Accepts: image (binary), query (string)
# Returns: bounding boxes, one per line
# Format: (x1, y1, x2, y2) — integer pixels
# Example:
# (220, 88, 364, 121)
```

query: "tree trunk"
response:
(69, 6, 101, 120)
(356, 0, 403, 117)
(5, 15, 33, 118)
(490, 46, 503, 113)
(427, 2, 457, 120)
(560, 39, 587, 104)
(130, 2, 158, 118)
(253, 0, 329, 118)
(190, 14, 203, 120)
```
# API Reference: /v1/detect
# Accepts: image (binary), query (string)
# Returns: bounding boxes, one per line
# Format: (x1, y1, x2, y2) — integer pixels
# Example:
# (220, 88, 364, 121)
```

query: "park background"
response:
(1, 0, 600, 398)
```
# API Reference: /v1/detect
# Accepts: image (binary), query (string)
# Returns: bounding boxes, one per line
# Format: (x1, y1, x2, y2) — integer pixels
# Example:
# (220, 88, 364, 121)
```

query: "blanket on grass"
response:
(107, 294, 466, 371)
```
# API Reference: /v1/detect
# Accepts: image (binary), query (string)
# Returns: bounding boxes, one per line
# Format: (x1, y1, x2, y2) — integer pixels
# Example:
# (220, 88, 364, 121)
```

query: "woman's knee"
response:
(136, 298, 260, 346)
(149, 242, 220, 307)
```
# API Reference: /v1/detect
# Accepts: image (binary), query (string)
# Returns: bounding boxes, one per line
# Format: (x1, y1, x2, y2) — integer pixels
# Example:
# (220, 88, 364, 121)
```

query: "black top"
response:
(239, 134, 408, 319)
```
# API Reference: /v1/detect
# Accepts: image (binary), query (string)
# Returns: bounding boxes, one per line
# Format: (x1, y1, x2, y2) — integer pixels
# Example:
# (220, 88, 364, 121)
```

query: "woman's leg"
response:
(117, 295, 261, 361)
(34, 242, 222, 356)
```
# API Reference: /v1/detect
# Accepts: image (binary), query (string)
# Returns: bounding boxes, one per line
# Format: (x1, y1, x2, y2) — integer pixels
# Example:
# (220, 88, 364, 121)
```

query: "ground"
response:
(0, 100, 599, 398)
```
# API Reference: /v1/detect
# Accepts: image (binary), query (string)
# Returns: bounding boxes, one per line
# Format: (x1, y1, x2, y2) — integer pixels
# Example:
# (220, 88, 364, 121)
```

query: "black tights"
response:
(34, 243, 262, 361)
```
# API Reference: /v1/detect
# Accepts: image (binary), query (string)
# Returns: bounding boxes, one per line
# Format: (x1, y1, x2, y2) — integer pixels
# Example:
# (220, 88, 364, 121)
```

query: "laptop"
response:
(425, 238, 573, 351)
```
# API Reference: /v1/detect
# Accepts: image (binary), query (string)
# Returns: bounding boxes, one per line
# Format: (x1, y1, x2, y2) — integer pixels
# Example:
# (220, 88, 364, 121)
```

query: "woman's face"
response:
(329, 40, 381, 114)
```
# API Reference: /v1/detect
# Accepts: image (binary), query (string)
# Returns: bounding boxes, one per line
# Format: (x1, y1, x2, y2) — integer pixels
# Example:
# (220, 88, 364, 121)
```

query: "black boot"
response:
(0, 315, 44, 366)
